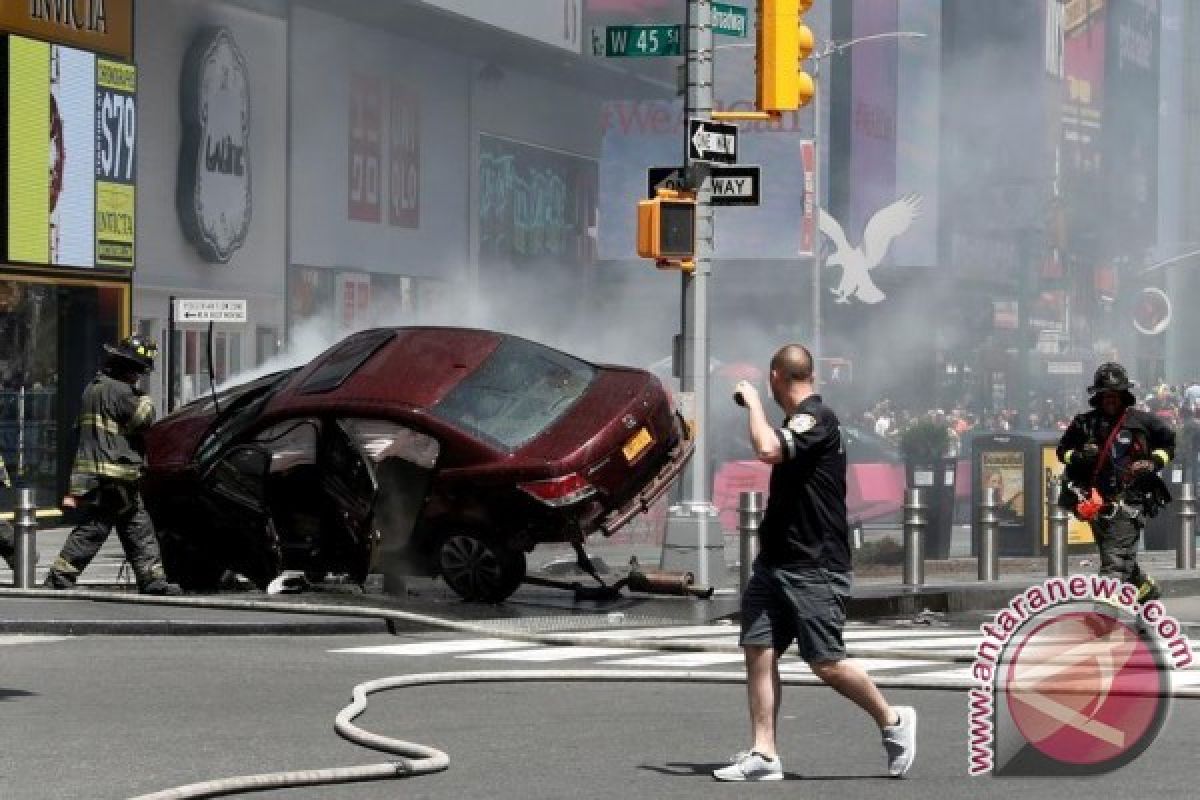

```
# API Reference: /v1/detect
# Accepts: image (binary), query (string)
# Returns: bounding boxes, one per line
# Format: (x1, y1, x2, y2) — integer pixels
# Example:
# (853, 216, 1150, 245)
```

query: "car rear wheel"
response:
(437, 532, 525, 603)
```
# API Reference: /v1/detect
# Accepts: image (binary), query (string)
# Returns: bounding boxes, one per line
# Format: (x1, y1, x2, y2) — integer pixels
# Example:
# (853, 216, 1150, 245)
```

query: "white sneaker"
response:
(712, 751, 783, 782)
(882, 706, 917, 778)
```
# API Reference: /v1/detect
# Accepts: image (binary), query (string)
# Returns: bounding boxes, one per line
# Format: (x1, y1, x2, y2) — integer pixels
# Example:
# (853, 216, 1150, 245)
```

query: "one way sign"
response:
(688, 118, 738, 164)
(648, 165, 761, 206)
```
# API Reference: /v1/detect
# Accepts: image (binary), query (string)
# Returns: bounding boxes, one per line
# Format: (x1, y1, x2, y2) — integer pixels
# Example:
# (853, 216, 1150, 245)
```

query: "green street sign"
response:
(591, 24, 681, 57)
(712, 3, 748, 38)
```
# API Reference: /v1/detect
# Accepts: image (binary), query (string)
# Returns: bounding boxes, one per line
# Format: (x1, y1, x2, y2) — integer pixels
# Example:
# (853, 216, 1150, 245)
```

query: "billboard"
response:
(1102, 0, 1160, 257)
(4, 34, 136, 269)
(95, 58, 136, 268)
(479, 134, 597, 267)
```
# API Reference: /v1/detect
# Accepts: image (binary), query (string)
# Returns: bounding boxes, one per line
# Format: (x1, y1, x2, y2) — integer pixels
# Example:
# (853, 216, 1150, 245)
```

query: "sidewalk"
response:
(3, 525, 1199, 635)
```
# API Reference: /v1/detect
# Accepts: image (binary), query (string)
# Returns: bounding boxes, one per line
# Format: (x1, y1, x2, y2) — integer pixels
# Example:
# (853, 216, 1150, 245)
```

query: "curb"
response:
(0, 618, 392, 636)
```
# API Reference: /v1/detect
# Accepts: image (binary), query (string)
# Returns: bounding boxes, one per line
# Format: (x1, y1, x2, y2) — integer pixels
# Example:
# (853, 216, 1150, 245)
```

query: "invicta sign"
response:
(0, 0, 133, 59)
(29, 0, 111, 33)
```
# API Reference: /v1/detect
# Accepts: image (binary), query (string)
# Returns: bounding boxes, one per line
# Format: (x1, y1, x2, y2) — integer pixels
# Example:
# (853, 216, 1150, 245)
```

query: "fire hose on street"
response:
(0, 586, 1196, 799)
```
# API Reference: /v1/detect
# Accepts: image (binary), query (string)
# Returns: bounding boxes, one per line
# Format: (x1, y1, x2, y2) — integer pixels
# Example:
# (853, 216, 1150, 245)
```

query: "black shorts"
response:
(739, 560, 852, 663)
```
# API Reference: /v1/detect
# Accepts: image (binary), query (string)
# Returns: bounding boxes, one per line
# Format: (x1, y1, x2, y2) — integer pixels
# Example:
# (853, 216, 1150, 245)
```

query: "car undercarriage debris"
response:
(523, 553, 714, 602)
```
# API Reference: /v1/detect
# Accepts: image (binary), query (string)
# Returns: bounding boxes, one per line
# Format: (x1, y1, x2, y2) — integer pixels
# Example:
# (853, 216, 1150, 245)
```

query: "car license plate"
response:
(622, 427, 654, 463)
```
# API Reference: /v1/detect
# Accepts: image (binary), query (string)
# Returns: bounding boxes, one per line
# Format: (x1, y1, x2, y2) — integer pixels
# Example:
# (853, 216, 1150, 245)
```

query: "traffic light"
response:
(757, 0, 816, 113)
(637, 189, 696, 269)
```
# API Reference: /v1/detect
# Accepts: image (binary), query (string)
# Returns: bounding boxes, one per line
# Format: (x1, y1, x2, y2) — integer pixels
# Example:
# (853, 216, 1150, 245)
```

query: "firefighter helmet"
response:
(104, 334, 158, 373)
(1087, 361, 1136, 408)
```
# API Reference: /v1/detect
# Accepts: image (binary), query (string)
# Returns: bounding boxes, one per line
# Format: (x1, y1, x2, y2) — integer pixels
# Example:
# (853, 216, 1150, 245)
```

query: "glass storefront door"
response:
(0, 276, 127, 508)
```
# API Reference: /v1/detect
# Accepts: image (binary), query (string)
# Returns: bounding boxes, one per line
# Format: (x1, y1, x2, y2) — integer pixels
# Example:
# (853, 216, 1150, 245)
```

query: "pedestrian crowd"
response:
(854, 381, 1200, 458)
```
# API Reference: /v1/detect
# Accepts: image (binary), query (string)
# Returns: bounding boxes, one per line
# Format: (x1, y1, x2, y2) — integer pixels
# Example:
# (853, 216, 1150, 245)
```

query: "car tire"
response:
(159, 530, 224, 592)
(437, 532, 526, 603)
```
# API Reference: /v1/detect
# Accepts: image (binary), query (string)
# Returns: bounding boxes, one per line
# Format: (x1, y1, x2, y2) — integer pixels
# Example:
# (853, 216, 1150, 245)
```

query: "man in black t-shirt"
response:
(713, 344, 917, 782)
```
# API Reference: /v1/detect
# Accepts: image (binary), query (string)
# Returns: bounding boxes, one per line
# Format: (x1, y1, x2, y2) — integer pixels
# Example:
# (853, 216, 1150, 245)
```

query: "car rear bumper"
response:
(596, 411, 694, 537)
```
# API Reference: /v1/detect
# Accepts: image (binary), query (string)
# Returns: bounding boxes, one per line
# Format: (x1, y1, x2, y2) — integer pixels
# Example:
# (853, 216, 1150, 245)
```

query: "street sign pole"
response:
(811, 57, 823, 367)
(167, 294, 176, 413)
(661, 0, 723, 587)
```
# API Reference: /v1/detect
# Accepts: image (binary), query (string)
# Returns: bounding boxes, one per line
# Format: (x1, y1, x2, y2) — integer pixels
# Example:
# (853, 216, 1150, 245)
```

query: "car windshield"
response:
(194, 369, 298, 465)
(431, 337, 596, 451)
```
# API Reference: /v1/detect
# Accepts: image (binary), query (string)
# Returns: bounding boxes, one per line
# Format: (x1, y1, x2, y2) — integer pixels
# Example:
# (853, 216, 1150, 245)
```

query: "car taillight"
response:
(518, 472, 597, 507)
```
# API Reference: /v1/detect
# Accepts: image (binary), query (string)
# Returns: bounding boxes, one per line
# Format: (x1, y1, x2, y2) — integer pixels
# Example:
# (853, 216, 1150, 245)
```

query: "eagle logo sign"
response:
(818, 194, 922, 304)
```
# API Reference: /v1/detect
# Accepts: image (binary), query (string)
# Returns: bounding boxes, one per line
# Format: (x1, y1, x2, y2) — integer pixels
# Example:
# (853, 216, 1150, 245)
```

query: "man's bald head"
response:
(770, 344, 814, 385)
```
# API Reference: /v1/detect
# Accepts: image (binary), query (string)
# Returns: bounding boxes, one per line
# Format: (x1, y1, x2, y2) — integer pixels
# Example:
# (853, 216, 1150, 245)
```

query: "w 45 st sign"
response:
(591, 24, 681, 57)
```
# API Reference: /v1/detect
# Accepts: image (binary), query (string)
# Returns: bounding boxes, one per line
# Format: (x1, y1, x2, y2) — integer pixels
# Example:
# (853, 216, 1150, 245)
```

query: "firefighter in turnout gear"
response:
(44, 335, 181, 595)
(0, 453, 15, 572)
(1057, 362, 1175, 603)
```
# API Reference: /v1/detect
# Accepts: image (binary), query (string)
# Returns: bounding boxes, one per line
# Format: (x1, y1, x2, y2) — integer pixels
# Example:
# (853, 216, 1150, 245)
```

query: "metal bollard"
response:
(978, 486, 1000, 581)
(1178, 482, 1197, 570)
(1046, 480, 1069, 577)
(902, 487, 926, 588)
(738, 491, 763, 593)
(13, 488, 37, 588)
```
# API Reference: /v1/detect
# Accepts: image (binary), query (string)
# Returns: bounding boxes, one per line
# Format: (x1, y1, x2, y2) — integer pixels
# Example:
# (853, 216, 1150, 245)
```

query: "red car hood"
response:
(144, 403, 217, 471)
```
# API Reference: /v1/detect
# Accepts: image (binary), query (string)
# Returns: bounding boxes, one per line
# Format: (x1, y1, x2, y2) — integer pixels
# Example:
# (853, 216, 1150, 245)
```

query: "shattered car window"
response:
(195, 370, 296, 466)
(338, 418, 440, 469)
(431, 337, 595, 451)
(252, 418, 321, 473)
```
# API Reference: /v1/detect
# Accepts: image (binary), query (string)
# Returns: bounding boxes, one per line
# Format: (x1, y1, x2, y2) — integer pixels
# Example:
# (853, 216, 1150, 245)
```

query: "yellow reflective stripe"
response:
(73, 460, 140, 480)
(1152, 449, 1171, 466)
(78, 413, 122, 436)
(130, 396, 155, 430)
(1063, 450, 1074, 464)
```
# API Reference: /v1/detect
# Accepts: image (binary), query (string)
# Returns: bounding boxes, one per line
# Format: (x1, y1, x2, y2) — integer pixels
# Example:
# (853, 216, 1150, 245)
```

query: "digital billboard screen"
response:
(5, 34, 136, 269)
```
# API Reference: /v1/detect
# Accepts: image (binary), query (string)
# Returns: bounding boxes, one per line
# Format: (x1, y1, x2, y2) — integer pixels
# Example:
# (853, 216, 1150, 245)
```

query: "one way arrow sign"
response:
(688, 118, 738, 164)
(648, 165, 761, 206)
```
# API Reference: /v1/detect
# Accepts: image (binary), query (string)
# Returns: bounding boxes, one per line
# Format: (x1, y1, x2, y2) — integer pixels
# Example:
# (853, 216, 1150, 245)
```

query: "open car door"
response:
(330, 419, 440, 589)
(188, 444, 280, 589)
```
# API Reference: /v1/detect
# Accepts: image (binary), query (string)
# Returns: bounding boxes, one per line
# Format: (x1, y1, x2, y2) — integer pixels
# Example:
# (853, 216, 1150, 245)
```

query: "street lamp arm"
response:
(1140, 248, 1200, 275)
(817, 31, 928, 59)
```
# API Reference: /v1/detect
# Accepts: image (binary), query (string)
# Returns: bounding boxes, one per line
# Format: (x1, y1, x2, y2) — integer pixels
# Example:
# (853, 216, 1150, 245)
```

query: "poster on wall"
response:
(348, 74, 383, 223)
(389, 84, 419, 228)
(6, 35, 136, 269)
(336, 271, 371, 330)
(980, 450, 1026, 523)
(1041, 445, 1094, 545)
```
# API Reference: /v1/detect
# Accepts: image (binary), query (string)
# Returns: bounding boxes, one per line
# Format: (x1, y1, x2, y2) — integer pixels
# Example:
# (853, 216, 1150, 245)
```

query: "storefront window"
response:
(0, 278, 124, 507)
(172, 328, 243, 406)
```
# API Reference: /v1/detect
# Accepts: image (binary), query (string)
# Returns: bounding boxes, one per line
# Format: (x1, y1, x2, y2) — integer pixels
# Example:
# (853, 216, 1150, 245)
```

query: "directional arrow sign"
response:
(648, 165, 761, 206)
(688, 118, 738, 164)
(175, 298, 248, 323)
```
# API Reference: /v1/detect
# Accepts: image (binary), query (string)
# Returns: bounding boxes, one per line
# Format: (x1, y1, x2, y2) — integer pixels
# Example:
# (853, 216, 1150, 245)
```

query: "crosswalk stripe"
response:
(330, 638, 526, 656)
(561, 625, 738, 641)
(0, 634, 70, 646)
(843, 629, 979, 641)
(600, 653, 746, 667)
(848, 636, 984, 650)
(460, 646, 639, 662)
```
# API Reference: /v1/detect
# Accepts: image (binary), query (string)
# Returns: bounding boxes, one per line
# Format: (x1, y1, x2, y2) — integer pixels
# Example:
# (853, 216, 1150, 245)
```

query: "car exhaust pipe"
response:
(624, 568, 714, 599)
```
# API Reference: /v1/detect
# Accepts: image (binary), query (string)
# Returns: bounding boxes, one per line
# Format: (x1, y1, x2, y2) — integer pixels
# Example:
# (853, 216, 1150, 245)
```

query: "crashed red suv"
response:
(142, 327, 691, 602)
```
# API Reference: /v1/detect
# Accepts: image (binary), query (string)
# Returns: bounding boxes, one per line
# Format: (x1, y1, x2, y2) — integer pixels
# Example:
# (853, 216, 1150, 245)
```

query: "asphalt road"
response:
(4, 630, 1200, 800)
